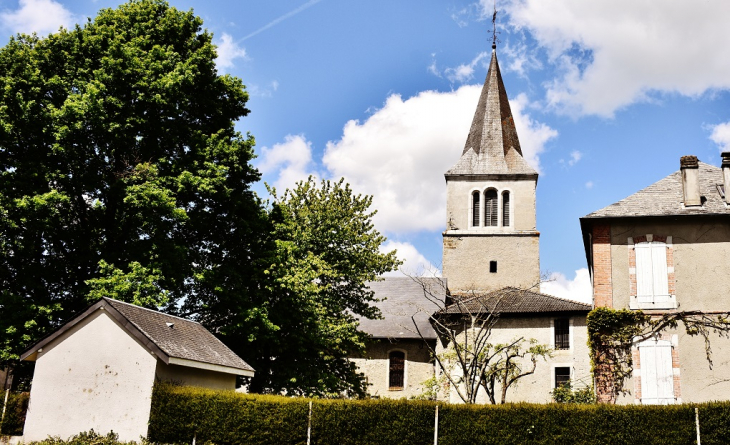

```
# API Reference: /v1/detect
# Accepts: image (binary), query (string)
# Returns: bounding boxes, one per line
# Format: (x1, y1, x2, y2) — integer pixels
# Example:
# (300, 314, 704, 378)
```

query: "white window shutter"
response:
(651, 243, 669, 300)
(635, 244, 654, 302)
(639, 338, 675, 405)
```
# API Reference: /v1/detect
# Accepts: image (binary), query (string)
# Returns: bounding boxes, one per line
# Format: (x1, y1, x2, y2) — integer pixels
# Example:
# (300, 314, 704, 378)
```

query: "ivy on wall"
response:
(588, 307, 730, 404)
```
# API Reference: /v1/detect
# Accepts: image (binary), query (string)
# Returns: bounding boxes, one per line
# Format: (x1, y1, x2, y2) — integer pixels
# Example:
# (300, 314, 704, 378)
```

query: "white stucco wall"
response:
(155, 362, 236, 390)
(351, 339, 435, 399)
(438, 315, 590, 404)
(23, 309, 158, 442)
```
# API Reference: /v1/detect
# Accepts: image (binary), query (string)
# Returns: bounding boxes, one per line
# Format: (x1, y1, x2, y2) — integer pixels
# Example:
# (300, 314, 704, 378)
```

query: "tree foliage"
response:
(0, 0, 399, 398)
(0, 0, 268, 370)
(242, 177, 400, 396)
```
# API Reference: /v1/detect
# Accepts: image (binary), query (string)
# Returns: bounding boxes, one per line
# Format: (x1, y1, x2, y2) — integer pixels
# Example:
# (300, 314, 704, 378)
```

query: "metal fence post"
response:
(433, 405, 439, 445)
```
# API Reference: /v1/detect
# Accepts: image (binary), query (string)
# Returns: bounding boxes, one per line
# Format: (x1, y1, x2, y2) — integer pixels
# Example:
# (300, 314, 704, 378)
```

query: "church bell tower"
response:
(442, 42, 540, 294)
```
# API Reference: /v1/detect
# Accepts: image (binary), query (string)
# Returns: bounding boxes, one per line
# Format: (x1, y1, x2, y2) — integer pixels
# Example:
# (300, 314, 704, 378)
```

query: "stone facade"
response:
(351, 339, 435, 399)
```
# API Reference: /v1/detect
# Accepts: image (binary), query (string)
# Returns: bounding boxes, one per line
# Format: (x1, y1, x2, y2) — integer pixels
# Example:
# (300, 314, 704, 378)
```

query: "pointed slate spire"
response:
(446, 48, 536, 176)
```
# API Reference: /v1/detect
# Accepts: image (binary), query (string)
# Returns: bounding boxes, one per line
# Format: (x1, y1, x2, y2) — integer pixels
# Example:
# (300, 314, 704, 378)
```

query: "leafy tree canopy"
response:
(243, 178, 400, 395)
(0, 0, 399, 397)
(0, 0, 268, 369)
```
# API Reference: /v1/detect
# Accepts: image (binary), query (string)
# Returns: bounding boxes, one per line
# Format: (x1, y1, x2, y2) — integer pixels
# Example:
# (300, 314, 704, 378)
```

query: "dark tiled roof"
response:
(357, 277, 446, 340)
(22, 298, 254, 374)
(439, 287, 591, 315)
(446, 50, 537, 177)
(583, 162, 729, 219)
(105, 298, 254, 373)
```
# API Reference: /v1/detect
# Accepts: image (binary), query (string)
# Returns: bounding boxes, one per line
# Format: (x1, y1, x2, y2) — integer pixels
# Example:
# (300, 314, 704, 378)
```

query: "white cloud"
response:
(0, 0, 76, 36)
(709, 121, 730, 152)
(501, 0, 730, 117)
(444, 51, 488, 84)
(585, 181, 594, 189)
(541, 268, 592, 304)
(560, 150, 582, 167)
(256, 134, 318, 194)
(215, 33, 246, 71)
(323, 86, 555, 235)
(380, 241, 441, 277)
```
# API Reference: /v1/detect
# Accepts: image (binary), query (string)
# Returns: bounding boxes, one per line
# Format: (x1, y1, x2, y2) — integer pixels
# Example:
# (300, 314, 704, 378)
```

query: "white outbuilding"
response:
(20, 297, 254, 442)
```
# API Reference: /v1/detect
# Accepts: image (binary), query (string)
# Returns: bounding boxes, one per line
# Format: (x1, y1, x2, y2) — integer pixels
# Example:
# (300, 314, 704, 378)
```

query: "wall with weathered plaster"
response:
(442, 233, 540, 292)
(602, 218, 730, 404)
(608, 219, 730, 311)
(23, 309, 158, 442)
(351, 339, 434, 399)
(155, 362, 236, 390)
(438, 315, 590, 404)
(443, 177, 540, 292)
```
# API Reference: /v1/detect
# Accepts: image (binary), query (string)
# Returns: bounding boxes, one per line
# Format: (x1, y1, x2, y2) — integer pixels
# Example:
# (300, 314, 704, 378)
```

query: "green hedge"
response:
(0, 390, 29, 436)
(148, 384, 310, 445)
(150, 384, 730, 445)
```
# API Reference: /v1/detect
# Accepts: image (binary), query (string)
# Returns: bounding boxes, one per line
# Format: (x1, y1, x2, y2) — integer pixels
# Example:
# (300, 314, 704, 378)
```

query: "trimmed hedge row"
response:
(149, 384, 730, 445)
(0, 390, 29, 436)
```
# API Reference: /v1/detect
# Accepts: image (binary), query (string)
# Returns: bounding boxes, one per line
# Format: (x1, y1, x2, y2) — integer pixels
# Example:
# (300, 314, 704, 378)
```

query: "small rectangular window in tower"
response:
(554, 318, 570, 350)
(489, 261, 497, 273)
(555, 367, 571, 388)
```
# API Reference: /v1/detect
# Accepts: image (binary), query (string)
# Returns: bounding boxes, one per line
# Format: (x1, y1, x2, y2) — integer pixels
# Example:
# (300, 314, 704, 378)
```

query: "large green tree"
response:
(242, 178, 400, 396)
(0, 0, 270, 371)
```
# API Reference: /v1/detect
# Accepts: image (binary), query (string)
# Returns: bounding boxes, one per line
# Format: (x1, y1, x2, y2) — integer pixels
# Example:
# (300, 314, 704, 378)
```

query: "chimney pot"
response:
(680, 155, 701, 206)
(722, 152, 730, 205)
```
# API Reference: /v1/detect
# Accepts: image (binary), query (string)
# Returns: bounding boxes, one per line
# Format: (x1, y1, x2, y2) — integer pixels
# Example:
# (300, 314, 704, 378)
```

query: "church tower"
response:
(442, 43, 540, 293)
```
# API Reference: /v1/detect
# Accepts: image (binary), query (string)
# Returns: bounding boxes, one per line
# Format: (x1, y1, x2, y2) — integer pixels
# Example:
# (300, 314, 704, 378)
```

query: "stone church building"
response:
(354, 42, 591, 403)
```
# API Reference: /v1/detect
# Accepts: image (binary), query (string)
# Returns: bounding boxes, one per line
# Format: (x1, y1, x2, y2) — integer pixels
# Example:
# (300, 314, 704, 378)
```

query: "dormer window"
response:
(472, 191, 480, 227)
(484, 189, 498, 227)
(502, 191, 510, 226)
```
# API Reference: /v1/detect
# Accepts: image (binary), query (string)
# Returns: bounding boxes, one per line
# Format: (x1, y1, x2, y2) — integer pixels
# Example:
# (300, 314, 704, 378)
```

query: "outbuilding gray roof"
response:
(445, 49, 537, 177)
(583, 162, 729, 219)
(22, 297, 254, 375)
(358, 277, 446, 340)
(438, 287, 591, 315)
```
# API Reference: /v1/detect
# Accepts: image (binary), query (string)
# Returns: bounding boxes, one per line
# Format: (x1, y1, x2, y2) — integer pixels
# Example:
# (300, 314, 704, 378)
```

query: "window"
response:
(489, 261, 497, 273)
(502, 191, 510, 226)
(388, 351, 405, 390)
(638, 338, 675, 404)
(484, 189, 498, 226)
(472, 191, 480, 227)
(555, 367, 571, 388)
(635, 241, 669, 304)
(554, 318, 570, 350)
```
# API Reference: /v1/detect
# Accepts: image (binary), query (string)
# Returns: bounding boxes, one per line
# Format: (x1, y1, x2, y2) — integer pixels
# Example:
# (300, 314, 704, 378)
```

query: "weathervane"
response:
(491, 1, 500, 49)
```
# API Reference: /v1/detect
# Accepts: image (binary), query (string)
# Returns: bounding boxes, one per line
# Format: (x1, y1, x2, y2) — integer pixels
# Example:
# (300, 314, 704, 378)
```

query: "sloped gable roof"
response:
(438, 287, 591, 315)
(446, 50, 537, 177)
(21, 298, 254, 376)
(357, 277, 445, 340)
(583, 162, 729, 219)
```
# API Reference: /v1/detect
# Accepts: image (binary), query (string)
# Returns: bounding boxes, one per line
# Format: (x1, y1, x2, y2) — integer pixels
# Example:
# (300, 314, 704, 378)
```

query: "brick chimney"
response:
(722, 151, 730, 204)
(680, 155, 701, 206)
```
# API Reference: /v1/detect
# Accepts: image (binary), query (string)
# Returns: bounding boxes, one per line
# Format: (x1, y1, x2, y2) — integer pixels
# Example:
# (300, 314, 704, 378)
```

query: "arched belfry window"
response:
(502, 191, 510, 227)
(389, 350, 405, 390)
(484, 189, 498, 227)
(472, 191, 480, 227)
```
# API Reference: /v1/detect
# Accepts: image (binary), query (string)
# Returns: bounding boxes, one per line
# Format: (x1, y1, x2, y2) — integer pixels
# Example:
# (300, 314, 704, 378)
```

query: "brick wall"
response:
(591, 223, 613, 308)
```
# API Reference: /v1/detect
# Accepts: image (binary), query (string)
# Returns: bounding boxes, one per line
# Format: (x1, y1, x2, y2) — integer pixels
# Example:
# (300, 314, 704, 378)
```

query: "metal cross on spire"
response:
(491, 1, 499, 49)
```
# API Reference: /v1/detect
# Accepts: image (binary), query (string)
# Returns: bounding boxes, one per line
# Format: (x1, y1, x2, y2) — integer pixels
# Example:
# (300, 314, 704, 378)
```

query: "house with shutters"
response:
(354, 41, 592, 403)
(580, 153, 730, 404)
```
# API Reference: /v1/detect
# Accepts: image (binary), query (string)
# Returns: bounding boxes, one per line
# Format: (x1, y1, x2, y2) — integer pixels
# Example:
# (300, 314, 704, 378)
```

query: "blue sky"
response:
(3, 0, 730, 303)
